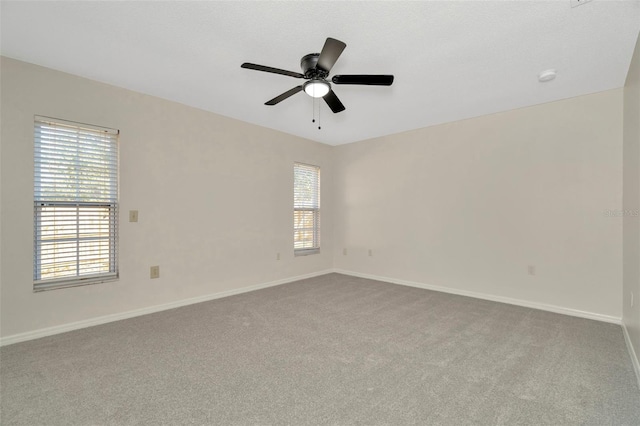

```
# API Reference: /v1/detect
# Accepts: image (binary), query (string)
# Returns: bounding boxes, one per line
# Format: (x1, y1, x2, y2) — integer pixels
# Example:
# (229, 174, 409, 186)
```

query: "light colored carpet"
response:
(1, 273, 639, 425)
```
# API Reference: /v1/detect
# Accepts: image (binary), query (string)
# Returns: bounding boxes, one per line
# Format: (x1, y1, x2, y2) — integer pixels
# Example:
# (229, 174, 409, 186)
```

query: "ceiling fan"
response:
(241, 37, 394, 113)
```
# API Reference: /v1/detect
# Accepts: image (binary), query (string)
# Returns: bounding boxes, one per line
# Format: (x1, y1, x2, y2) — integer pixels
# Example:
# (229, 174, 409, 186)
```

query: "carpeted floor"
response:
(1, 273, 639, 425)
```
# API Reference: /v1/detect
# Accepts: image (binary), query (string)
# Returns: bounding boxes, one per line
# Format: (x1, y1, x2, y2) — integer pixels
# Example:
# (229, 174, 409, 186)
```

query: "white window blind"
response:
(34, 116, 119, 291)
(294, 163, 320, 255)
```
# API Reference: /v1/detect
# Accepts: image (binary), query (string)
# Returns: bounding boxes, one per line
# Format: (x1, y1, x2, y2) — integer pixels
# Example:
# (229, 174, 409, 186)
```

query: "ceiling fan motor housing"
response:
(301, 53, 328, 79)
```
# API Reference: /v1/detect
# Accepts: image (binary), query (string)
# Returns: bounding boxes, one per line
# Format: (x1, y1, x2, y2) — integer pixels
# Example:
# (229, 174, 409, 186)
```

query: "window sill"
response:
(34, 274, 119, 292)
(295, 248, 320, 257)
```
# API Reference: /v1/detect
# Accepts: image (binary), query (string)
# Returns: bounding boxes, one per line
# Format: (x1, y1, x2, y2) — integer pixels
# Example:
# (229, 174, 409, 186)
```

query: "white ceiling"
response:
(1, 1, 639, 146)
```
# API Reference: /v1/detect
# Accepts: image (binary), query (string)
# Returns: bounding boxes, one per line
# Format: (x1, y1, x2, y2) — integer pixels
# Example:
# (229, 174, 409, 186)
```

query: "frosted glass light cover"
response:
(304, 81, 330, 98)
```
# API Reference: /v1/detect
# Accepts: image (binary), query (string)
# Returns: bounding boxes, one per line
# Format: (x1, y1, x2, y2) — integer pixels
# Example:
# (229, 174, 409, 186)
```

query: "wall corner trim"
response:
(332, 269, 622, 324)
(0, 269, 334, 347)
(622, 323, 640, 391)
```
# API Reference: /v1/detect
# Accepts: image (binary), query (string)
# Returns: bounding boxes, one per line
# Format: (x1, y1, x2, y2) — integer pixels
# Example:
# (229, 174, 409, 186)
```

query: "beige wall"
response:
(623, 32, 640, 372)
(333, 90, 624, 319)
(0, 57, 334, 338)
(0, 55, 630, 342)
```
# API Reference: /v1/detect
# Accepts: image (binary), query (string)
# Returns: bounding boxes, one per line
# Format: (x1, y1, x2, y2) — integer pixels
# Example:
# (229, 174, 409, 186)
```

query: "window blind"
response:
(294, 163, 320, 255)
(34, 116, 119, 291)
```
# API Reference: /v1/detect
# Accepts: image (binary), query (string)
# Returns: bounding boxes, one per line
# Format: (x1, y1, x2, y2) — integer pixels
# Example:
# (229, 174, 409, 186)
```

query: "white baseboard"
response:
(622, 323, 640, 390)
(0, 269, 333, 347)
(333, 269, 622, 325)
(2, 268, 625, 347)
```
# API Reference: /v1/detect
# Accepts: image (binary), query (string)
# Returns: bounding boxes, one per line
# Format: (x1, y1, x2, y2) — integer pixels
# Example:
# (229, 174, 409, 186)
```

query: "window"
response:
(294, 162, 320, 255)
(34, 116, 119, 291)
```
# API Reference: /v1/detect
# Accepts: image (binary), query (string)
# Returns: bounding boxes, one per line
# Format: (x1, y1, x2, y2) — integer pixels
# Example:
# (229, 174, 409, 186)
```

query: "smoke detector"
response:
(538, 69, 557, 83)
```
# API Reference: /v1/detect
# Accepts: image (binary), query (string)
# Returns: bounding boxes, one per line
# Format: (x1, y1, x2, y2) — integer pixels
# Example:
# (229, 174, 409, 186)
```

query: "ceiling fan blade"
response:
(241, 63, 304, 79)
(323, 89, 345, 113)
(332, 75, 394, 86)
(265, 86, 304, 105)
(316, 38, 347, 73)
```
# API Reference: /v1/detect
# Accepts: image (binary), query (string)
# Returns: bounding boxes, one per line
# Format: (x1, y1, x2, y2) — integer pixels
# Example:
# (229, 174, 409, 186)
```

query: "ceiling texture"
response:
(1, 1, 639, 146)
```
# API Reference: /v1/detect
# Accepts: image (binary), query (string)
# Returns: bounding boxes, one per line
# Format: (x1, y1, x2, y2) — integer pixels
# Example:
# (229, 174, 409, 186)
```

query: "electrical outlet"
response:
(276, 252, 280, 261)
(528, 265, 536, 276)
(571, 0, 592, 8)
(368, 249, 373, 257)
(150, 265, 160, 279)
(129, 210, 138, 222)
(343, 248, 347, 255)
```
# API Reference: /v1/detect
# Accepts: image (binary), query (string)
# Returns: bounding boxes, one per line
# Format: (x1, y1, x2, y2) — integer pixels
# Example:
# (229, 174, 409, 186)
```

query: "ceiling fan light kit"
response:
(241, 37, 394, 114)
(303, 80, 330, 98)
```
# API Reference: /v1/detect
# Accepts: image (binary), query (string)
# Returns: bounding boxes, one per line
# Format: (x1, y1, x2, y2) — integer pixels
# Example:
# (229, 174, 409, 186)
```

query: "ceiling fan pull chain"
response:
(318, 100, 321, 130)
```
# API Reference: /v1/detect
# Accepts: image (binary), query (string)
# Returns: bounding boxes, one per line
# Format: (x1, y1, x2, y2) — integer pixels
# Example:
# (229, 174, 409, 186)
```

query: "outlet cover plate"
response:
(150, 266, 160, 279)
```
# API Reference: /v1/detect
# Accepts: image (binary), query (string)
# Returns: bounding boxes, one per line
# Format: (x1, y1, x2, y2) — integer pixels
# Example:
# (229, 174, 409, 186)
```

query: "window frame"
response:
(294, 162, 321, 256)
(33, 116, 119, 292)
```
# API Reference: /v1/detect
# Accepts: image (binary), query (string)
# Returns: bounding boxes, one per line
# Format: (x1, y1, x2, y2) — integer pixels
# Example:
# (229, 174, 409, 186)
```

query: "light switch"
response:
(129, 210, 139, 222)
